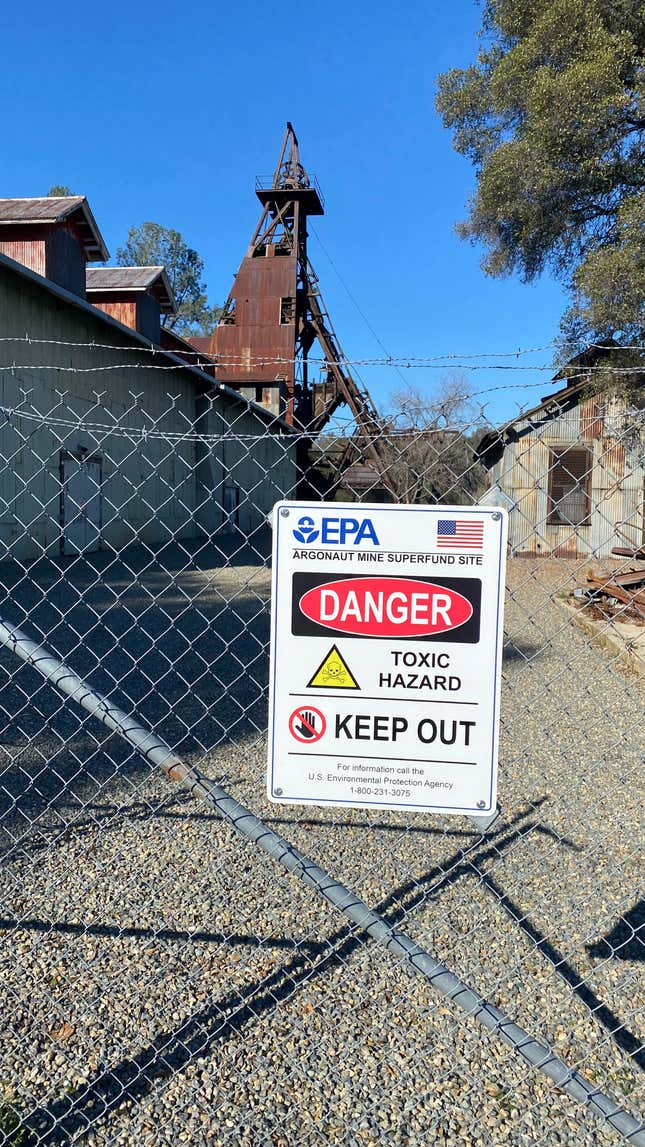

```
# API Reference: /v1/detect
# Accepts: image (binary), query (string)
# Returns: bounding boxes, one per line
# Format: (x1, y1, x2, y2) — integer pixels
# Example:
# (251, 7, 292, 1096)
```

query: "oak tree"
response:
(436, 1, 644, 350)
(116, 222, 221, 336)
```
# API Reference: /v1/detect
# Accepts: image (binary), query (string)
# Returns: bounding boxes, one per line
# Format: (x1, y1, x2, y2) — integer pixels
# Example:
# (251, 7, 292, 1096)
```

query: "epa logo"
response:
(292, 514, 380, 546)
(293, 516, 319, 544)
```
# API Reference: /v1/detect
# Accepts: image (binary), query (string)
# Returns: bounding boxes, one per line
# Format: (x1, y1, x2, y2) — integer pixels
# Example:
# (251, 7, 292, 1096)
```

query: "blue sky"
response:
(1, 0, 567, 423)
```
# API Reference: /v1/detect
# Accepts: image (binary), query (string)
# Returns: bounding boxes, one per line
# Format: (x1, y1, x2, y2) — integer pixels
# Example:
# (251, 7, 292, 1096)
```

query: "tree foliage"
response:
(436, 0, 644, 348)
(309, 376, 486, 504)
(381, 374, 486, 504)
(46, 185, 74, 196)
(116, 222, 221, 336)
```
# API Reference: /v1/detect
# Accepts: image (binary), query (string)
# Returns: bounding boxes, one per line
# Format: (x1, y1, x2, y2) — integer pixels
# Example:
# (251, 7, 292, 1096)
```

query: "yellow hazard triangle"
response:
(307, 644, 360, 690)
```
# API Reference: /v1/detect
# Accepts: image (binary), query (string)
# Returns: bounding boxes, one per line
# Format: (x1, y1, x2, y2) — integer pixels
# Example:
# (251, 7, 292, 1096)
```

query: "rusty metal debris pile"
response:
(573, 551, 645, 625)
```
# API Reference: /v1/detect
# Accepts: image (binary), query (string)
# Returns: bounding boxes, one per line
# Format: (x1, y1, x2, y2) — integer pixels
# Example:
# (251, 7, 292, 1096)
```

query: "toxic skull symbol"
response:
(322, 658, 344, 682)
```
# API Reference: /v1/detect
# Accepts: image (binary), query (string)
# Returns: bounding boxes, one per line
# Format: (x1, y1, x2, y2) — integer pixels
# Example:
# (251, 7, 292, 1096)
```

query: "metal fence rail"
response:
(0, 359, 643, 1147)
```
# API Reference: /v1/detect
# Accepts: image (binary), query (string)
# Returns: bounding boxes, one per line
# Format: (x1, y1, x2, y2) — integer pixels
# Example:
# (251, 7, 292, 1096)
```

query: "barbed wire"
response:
(1, 395, 642, 446)
(0, 334, 642, 369)
(0, 334, 561, 358)
(1, 359, 645, 381)
(0, 334, 641, 445)
(0, 404, 291, 443)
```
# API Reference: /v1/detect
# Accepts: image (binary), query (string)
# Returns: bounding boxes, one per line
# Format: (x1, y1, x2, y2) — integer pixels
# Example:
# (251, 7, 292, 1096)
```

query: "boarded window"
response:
(547, 447, 592, 526)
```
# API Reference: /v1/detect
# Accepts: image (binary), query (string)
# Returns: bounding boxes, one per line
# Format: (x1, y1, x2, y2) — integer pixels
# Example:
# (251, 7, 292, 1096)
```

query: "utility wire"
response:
(310, 225, 411, 393)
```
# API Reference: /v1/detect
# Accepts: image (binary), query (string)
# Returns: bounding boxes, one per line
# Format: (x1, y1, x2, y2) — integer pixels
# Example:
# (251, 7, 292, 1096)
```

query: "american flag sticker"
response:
(437, 519, 484, 550)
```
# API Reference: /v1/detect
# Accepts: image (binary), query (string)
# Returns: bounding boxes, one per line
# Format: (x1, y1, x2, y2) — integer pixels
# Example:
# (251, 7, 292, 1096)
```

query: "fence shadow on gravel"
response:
(18, 803, 580, 1146)
(587, 900, 645, 964)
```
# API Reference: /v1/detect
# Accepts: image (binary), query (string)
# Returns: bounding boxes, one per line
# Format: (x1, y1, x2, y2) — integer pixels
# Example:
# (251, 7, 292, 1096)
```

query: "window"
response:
(547, 447, 592, 526)
(280, 297, 294, 324)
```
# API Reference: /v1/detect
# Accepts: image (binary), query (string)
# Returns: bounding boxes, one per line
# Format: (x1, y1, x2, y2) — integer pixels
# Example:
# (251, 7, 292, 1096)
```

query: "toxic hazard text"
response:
(292, 573, 481, 643)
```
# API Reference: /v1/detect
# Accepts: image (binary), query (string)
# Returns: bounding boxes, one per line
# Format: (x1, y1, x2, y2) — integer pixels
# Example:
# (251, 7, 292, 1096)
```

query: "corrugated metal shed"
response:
(478, 381, 644, 558)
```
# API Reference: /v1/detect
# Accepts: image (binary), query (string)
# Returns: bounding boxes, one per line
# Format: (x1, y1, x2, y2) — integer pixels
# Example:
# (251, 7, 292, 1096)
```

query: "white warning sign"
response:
(267, 501, 507, 815)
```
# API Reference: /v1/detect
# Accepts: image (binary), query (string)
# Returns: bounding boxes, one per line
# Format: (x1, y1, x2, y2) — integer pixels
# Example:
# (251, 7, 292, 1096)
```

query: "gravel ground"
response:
(0, 543, 642, 1146)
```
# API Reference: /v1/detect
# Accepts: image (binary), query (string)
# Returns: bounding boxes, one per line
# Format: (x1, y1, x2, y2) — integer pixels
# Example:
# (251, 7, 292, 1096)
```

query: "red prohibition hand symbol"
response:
(289, 706, 326, 744)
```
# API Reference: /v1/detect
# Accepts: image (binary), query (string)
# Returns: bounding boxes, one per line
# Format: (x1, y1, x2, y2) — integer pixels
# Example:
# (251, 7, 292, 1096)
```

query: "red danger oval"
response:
(298, 577, 474, 638)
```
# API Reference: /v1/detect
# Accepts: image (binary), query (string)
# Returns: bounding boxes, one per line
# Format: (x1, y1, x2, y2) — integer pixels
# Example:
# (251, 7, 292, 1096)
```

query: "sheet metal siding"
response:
(91, 295, 161, 342)
(579, 397, 604, 440)
(0, 236, 47, 278)
(93, 299, 138, 329)
(0, 198, 108, 260)
(491, 400, 644, 557)
(0, 224, 87, 296)
(214, 407, 297, 532)
(0, 263, 295, 560)
(212, 255, 296, 391)
(46, 224, 86, 296)
(159, 329, 216, 377)
(136, 293, 162, 343)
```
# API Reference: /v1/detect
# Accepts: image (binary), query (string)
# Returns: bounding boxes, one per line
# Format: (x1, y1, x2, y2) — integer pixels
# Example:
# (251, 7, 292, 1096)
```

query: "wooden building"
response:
(477, 367, 644, 558)
(0, 198, 296, 561)
(85, 265, 175, 343)
(0, 196, 107, 295)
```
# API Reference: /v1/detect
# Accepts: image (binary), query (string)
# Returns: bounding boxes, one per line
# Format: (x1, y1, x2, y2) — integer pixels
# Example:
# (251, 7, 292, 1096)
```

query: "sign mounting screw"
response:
(476, 800, 486, 809)
(280, 508, 290, 517)
(492, 512, 501, 521)
(274, 788, 283, 796)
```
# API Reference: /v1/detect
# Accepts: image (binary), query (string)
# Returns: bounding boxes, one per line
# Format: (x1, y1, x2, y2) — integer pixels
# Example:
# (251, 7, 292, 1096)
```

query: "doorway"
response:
(60, 451, 102, 555)
(222, 484, 240, 533)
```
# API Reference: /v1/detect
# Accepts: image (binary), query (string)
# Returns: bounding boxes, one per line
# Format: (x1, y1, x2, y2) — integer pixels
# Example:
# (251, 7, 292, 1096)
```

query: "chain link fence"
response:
(0, 346, 643, 1147)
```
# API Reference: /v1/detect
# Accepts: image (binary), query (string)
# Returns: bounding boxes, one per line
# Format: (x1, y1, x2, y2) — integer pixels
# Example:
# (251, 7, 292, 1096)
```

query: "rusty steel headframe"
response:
(210, 124, 396, 496)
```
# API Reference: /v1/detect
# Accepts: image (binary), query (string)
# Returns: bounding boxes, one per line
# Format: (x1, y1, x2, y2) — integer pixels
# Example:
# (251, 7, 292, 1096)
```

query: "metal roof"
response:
(477, 346, 643, 465)
(86, 266, 175, 313)
(475, 381, 588, 465)
(552, 341, 619, 383)
(0, 196, 85, 222)
(186, 336, 213, 355)
(0, 197, 109, 261)
(342, 462, 388, 490)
